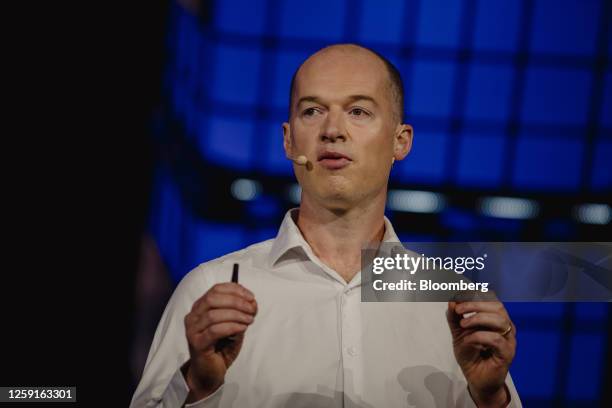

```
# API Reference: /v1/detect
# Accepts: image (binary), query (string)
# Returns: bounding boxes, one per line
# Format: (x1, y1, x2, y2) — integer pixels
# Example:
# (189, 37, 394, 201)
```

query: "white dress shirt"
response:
(131, 209, 522, 407)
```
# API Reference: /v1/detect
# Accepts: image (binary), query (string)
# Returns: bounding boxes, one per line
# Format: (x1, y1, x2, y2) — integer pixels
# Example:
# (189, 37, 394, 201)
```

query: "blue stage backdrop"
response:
(143, 0, 611, 405)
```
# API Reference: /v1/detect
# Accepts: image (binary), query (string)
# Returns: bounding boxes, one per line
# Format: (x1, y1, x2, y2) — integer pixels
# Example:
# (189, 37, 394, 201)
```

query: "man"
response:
(131, 44, 521, 407)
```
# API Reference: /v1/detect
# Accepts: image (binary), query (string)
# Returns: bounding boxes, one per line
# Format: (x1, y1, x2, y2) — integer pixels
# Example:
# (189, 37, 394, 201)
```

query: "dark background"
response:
(3, 0, 611, 406)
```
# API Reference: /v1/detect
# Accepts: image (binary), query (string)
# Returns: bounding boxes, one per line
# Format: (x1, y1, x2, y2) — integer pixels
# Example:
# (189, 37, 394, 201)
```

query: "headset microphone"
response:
(291, 155, 308, 166)
(287, 154, 312, 170)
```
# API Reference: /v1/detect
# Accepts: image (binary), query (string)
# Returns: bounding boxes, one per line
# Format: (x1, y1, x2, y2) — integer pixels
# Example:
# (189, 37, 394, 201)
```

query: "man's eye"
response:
(303, 108, 320, 116)
(350, 108, 369, 117)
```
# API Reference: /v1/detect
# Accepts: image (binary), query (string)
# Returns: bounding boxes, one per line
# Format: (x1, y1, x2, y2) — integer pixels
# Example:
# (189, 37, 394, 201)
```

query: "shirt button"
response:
(347, 346, 358, 356)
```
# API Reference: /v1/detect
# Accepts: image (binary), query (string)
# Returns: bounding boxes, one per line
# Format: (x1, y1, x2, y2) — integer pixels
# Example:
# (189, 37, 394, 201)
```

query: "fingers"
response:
(192, 284, 258, 316)
(459, 312, 509, 333)
(446, 301, 461, 328)
(201, 293, 257, 315)
(211, 283, 255, 301)
(454, 301, 505, 316)
(192, 283, 256, 312)
(190, 309, 254, 334)
(461, 330, 514, 358)
(191, 322, 248, 351)
(448, 300, 515, 339)
(185, 283, 258, 351)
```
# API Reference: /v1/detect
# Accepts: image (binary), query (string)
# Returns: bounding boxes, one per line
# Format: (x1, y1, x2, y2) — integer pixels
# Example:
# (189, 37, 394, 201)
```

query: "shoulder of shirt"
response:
(178, 238, 276, 288)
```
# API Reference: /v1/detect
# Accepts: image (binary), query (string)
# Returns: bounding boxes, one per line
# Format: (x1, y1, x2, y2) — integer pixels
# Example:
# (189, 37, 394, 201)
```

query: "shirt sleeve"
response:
(503, 374, 522, 408)
(457, 374, 522, 408)
(130, 264, 222, 407)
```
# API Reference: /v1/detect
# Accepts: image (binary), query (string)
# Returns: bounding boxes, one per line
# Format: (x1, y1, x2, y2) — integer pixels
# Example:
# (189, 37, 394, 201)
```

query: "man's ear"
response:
(393, 124, 413, 162)
(282, 122, 293, 159)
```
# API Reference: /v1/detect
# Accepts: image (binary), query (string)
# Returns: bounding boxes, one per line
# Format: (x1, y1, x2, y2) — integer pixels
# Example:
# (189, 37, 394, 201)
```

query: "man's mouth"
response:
(317, 151, 352, 170)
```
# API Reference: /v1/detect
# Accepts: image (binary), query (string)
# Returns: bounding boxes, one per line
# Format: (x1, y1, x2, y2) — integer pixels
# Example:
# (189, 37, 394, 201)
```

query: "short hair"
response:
(289, 44, 405, 123)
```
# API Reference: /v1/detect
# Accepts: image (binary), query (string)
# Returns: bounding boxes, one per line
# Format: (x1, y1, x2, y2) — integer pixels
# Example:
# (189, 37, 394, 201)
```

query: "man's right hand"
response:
(183, 283, 258, 402)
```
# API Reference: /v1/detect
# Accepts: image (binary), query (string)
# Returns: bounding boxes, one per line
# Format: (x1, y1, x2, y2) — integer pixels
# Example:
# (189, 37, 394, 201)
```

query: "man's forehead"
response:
(294, 47, 388, 98)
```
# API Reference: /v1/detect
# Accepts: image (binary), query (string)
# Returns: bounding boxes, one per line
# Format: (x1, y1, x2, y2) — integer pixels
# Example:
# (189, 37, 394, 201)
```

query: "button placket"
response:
(342, 290, 359, 357)
(342, 287, 365, 400)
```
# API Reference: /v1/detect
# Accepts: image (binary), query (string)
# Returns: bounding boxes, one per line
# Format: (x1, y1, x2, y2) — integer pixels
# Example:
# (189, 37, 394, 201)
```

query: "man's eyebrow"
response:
(345, 95, 379, 106)
(296, 96, 323, 106)
(296, 95, 379, 106)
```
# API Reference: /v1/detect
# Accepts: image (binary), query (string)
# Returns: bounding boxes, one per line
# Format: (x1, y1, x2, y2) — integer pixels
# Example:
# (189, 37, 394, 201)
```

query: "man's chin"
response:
(300, 180, 360, 208)
(317, 190, 355, 211)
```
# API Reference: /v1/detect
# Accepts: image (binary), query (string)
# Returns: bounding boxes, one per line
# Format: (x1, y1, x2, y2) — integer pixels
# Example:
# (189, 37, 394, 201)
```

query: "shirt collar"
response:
(268, 208, 401, 268)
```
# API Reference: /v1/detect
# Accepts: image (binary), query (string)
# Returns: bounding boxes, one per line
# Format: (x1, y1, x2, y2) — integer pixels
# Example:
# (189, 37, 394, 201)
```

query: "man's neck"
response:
(296, 194, 387, 283)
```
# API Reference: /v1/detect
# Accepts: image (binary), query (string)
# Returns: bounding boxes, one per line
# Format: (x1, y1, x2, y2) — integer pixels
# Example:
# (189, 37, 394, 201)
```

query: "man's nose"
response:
(320, 109, 346, 143)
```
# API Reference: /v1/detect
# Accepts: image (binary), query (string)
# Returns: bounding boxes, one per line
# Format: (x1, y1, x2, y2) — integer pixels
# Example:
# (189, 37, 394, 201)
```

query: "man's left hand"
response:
(447, 299, 516, 407)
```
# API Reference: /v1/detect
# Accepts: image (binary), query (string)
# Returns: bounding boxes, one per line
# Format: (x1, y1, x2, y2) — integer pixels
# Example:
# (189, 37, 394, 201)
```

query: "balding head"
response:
(289, 44, 405, 123)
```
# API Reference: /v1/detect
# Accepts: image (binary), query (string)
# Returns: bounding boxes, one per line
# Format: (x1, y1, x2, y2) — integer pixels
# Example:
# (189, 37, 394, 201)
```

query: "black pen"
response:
(231, 263, 239, 283)
(215, 263, 240, 351)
